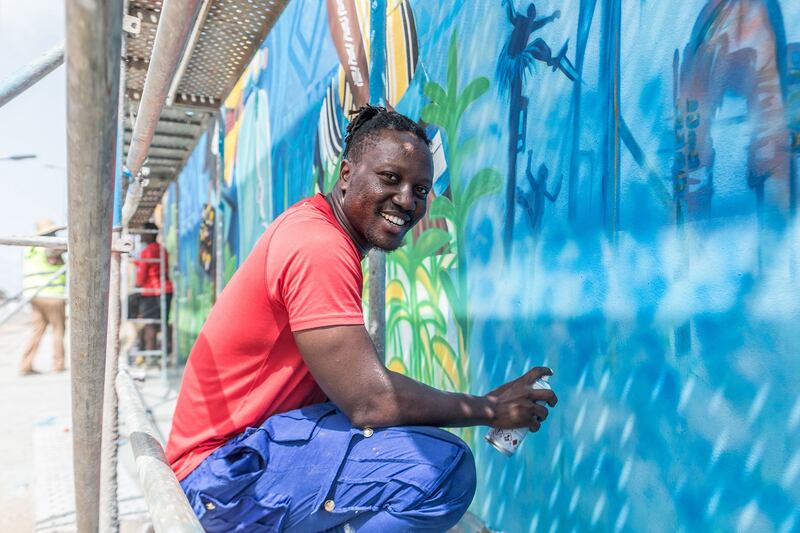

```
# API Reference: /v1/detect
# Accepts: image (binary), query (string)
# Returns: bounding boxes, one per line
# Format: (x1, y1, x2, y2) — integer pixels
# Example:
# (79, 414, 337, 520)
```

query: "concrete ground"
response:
(0, 308, 175, 533)
(0, 307, 489, 533)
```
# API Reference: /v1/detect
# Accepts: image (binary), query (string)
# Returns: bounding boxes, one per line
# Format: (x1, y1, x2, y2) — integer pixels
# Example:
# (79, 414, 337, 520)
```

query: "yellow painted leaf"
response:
(415, 265, 438, 302)
(431, 335, 460, 390)
(387, 357, 408, 375)
(386, 279, 406, 304)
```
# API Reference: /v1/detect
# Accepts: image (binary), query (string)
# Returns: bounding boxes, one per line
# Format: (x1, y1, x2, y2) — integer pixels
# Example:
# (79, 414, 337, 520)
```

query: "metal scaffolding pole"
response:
(367, 249, 386, 362)
(65, 0, 123, 530)
(121, 0, 202, 227)
(100, 230, 122, 533)
(0, 44, 63, 108)
(116, 370, 204, 532)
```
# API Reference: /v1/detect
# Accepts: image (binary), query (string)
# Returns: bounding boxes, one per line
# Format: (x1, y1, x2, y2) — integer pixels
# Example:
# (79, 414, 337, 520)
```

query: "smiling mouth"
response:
(380, 212, 409, 227)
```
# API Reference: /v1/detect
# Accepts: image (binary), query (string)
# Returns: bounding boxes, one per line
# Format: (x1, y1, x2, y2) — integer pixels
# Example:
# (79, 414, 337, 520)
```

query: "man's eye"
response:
(416, 187, 429, 198)
(383, 172, 398, 182)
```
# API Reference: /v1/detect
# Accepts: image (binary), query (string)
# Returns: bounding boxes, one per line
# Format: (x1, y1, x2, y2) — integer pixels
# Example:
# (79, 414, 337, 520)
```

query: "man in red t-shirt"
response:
(134, 223, 173, 353)
(167, 106, 558, 532)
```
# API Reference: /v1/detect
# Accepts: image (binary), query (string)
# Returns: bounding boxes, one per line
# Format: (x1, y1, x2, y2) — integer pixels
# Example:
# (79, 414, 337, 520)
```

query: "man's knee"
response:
(434, 435, 477, 513)
(406, 429, 477, 527)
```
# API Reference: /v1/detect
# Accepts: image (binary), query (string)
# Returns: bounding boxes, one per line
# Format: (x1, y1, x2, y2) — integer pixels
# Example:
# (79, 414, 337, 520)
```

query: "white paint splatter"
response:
(573, 403, 587, 437)
(592, 448, 607, 483)
(788, 397, 800, 432)
(591, 493, 606, 526)
(745, 438, 765, 475)
(781, 449, 800, 490)
(709, 428, 729, 468)
(548, 478, 561, 511)
(551, 441, 563, 472)
(677, 376, 695, 413)
(614, 503, 629, 533)
(572, 443, 585, 475)
(617, 458, 632, 491)
(620, 374, 634, 402)
(594, 407, 609, 442)
(746, 382, 770, 426)
(598, 370, 610, 395)
(706, 486, 722, 518)
(736, 500, 758, 531)
(529, 513, 539, 533)
(650, 372, 665, 403)
(709, 386, 725, 415)
(621, 415, 635, 446)
(568, 487, 581, 515)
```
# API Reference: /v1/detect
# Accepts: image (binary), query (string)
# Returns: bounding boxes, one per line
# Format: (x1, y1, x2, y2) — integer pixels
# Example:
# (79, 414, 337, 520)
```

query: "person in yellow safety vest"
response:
(20, 219, 67, 375)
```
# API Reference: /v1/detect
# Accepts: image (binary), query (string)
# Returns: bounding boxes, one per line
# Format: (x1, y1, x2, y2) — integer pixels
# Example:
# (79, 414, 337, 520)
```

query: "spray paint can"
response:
(485, 376, 552, 456)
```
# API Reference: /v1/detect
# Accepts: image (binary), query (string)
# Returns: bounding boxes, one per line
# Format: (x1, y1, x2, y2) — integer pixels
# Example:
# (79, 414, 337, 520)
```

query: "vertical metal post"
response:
(367, 0, 387, 362)
(65, 1, 123, 531)
(159, 227, 168, 384)
(367, 250, 386, 362)
(100, 230, 122, 533)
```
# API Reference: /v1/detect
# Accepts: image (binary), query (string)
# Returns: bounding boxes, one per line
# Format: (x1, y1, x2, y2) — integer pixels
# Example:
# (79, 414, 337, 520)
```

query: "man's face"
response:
(339, 129, 434, 252)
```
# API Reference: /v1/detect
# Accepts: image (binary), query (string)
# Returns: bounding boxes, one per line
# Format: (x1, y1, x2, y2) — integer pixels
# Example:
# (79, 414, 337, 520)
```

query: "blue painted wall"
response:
(165, 1, 800, 530)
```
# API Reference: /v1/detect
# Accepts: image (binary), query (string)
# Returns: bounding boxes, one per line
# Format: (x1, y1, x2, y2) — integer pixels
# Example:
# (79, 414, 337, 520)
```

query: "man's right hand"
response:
(484, 367, 558, 431)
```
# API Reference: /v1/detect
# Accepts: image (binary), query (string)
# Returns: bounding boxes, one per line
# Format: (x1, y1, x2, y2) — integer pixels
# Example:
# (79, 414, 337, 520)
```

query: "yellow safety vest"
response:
(22, 247, 66, 298)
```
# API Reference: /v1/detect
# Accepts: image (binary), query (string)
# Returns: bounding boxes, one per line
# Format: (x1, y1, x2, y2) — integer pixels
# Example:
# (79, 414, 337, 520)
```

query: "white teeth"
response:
(380, 213, 406, 226)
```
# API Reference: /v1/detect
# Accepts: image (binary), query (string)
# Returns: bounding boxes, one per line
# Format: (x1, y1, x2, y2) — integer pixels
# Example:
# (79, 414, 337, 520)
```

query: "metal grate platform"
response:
(122, 0, 289, 227)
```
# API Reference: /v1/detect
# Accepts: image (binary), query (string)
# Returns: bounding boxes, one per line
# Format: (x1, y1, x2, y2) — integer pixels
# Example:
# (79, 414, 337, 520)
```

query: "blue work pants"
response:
(180, 402, 477, 532)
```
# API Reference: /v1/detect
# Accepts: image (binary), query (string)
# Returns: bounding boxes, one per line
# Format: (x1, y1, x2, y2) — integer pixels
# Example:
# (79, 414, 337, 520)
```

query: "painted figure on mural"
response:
(674, 0, 792, 215)
(517, 150, 562, 234)
(497, 0, 575, 260)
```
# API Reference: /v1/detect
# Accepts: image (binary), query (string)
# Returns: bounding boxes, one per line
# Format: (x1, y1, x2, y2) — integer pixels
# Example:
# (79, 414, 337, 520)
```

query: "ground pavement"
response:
(0, 308, 175, 533)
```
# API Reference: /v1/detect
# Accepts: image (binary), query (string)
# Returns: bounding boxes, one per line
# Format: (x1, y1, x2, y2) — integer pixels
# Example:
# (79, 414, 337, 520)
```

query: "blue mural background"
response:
(163, 0, 800, 530)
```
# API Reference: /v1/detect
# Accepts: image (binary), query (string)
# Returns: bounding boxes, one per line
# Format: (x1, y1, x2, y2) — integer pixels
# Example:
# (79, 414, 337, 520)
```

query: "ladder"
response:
(122, 226, 171, 383)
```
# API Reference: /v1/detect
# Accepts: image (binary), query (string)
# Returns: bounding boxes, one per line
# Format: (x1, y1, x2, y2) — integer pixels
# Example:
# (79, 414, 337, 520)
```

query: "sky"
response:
(0, 1, 67, 296)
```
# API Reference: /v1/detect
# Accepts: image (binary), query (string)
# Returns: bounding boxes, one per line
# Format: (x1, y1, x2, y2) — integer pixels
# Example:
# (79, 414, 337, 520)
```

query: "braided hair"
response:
(342, 105, 429, 162)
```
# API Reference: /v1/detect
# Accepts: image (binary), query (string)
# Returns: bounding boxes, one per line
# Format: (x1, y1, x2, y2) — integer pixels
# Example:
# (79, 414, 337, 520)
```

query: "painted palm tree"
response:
(496, 0, 562, 261)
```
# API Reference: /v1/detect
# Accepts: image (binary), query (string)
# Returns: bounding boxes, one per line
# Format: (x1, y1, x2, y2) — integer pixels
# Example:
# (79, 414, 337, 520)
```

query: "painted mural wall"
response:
(169, 127, 218, 361)
(163, 1, 800, 531)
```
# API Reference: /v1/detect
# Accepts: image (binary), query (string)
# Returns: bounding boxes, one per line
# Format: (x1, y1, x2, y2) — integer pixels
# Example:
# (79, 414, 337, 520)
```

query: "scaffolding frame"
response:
(0, 1, 382, 531)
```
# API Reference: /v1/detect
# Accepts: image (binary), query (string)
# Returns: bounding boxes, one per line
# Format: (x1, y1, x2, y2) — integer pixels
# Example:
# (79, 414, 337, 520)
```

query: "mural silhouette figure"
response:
(517, 150, 562, 233)
(497, 0, 574, 261)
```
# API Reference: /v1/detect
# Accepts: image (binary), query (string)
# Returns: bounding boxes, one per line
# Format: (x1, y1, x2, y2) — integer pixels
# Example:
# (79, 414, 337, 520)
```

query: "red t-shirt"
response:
(166, 194, 365, 480)
(135, 242, 174, 296)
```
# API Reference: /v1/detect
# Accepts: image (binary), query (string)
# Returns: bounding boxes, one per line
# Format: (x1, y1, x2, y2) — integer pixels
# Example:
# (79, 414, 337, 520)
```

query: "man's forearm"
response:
(349, 370, 496, 429)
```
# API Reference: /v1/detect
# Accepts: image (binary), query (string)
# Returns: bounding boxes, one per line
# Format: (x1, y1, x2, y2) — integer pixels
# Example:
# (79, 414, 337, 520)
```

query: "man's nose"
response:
(393, 184, 415, 212)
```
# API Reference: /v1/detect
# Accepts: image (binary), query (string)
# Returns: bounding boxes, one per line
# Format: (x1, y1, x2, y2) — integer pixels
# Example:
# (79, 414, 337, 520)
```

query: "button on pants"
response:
(180, 402, 477, 532)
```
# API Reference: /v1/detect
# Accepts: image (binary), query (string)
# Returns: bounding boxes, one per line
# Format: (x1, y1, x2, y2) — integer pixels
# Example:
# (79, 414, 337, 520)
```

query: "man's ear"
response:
(339, 159, 352, 191)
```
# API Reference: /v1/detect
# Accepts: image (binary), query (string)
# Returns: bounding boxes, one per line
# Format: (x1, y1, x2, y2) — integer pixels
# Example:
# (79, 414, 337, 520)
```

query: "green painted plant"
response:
(384, 30, 502, 402)
(420, 30, 503, 384)
(386, 228, 463, 389)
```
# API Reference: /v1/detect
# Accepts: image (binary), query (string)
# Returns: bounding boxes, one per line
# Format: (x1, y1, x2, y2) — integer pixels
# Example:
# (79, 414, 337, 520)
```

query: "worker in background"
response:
(20, 218, 67, 375)
(167, 106, 558, 532)
(134, 222, 173, 354)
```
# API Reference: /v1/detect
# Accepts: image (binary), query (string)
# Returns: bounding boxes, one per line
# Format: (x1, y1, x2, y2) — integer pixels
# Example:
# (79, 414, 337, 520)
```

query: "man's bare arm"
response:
(294, 324, 557, 430)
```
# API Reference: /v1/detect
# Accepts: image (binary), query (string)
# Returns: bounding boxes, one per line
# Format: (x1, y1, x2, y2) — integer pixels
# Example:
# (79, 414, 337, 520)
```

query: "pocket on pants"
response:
(197, 492, 290, 533)
(203, 427, 270, 502)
